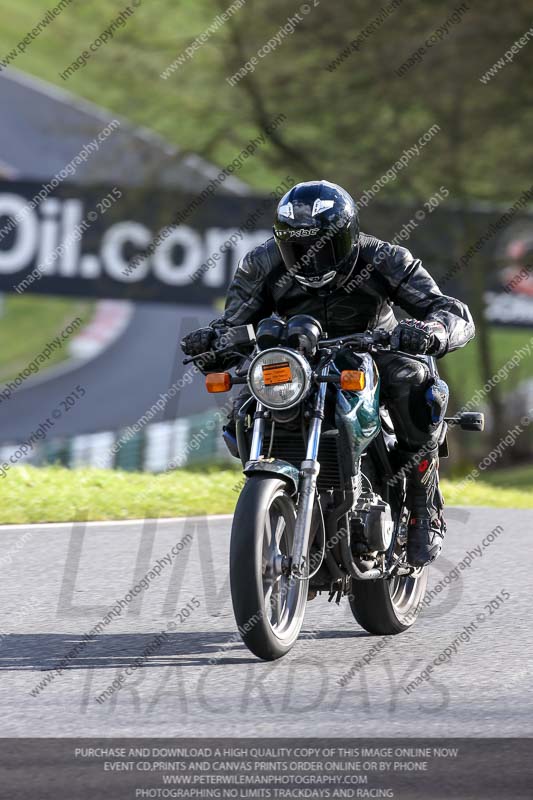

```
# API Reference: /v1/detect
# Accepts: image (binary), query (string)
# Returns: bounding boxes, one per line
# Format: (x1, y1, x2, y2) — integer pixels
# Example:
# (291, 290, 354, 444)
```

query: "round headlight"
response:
(248, 348, 312, 410)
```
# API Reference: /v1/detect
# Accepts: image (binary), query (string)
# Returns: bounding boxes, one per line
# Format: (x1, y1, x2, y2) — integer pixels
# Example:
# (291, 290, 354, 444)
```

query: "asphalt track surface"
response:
(0, 506, 530, 737)
(0, 302, 218, 441)
(0, 68, 251, 190)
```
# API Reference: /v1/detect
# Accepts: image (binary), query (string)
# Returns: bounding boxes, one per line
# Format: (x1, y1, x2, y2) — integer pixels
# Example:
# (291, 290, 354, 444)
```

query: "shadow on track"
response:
(0, 626, 372, 671)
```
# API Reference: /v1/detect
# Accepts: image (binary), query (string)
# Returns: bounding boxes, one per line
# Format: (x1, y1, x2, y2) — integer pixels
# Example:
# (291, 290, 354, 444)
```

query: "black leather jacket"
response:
(215, 232, 475, 354)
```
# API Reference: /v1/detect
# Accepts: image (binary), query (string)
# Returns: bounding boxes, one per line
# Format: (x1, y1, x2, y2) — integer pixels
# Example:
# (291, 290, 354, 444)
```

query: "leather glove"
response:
(391, 319, 447, 355)
(180, 326, 216, 357)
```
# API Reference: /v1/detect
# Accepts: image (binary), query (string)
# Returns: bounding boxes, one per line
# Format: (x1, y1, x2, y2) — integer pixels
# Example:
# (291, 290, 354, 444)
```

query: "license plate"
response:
(262, 362, 292, 386)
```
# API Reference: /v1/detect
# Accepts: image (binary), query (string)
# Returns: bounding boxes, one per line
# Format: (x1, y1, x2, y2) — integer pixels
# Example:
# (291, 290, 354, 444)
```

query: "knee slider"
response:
(389, 359, 430, 387)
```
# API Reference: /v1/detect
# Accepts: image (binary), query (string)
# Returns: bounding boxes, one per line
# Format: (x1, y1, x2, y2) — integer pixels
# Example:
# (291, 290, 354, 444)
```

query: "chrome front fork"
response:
(248, 402, 266, 461)
(246, 369, 328, 577)
(292, 367, 329, 576)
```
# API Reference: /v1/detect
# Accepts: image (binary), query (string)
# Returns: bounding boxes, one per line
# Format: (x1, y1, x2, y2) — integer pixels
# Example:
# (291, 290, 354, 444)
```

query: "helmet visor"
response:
(276, 224, 356, 282)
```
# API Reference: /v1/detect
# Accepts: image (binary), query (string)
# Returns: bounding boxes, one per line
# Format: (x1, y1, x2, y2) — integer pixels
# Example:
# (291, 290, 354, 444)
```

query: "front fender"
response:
(243, 459, 300, 496)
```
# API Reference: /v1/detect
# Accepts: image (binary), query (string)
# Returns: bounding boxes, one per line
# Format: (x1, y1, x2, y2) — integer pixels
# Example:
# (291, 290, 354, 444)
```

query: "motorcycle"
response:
(184, 314, 484, 661)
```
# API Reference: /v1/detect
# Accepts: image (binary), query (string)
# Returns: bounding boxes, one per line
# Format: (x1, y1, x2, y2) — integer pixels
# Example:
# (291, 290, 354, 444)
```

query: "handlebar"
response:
(318, 329, 392, 352)
(183, 327, 396, 365)
(182, 344, 236, 366)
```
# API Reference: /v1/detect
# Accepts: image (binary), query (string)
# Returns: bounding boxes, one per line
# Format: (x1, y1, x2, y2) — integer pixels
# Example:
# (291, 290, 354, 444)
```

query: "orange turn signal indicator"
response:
(340, 370, 366, 391)
(206, 373, 232, 393)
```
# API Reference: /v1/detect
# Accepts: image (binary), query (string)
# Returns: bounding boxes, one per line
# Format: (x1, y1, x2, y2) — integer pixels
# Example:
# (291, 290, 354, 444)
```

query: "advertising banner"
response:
(0, 180, 274, 304)
(1, 179, 532, 324)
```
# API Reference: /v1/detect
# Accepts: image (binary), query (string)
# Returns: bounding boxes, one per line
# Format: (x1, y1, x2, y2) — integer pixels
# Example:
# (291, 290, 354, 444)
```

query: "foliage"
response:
(1, 0, 531, 200)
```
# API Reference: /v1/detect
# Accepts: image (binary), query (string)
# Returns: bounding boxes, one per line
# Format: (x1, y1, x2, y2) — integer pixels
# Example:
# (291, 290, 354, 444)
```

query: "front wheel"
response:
(230, 476, 308, 660)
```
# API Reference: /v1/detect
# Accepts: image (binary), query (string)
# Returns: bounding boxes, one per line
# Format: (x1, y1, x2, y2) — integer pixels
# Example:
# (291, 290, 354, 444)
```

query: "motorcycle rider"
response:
(181, 180, 475, 567)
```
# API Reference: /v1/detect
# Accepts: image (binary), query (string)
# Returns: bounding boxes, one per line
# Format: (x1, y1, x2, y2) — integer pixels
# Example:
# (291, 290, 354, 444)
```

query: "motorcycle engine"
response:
(350, 492, 394, 555)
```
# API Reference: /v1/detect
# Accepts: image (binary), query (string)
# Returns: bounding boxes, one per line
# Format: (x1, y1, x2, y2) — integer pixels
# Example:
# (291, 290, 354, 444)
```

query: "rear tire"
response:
(350, 448, 429, 635)
(349, 568, 428, 635)
(230, 476, 308, 660)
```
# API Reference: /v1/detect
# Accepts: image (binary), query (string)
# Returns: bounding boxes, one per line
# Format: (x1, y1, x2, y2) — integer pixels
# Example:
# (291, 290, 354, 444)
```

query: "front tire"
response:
(230, 476, 308, 660)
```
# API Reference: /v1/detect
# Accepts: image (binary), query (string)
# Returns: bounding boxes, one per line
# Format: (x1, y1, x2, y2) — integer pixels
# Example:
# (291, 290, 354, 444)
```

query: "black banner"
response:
(0, 180, 275, 305)
(0, 738, 531, 799)
(1, 179, 533, 323)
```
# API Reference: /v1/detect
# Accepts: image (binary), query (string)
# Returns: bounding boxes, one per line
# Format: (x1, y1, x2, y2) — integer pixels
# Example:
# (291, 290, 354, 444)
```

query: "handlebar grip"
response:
(182, 327, 255, 365)
(182, 350, 217, 366)
(373, 329, 392, 346)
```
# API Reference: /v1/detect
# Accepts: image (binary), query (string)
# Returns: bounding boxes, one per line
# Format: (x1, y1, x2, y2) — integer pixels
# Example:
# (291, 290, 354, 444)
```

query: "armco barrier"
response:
(0, 411, 234, 473)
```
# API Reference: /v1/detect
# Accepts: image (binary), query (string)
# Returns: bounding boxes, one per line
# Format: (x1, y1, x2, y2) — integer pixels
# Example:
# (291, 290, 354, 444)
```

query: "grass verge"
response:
(0, 465, 242, 524)
(0, 465, 530, 525)
(0, 296, 94, 382)
(440, 479, 532, 510)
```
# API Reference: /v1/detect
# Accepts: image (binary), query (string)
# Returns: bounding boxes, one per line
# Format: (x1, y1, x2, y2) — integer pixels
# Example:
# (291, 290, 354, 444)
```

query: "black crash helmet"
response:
(273, 180, 360, 292)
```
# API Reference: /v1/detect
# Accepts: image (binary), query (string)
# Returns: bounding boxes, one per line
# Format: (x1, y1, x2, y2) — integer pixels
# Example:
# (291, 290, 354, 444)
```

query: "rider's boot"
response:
(404, 447, 446, 567)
